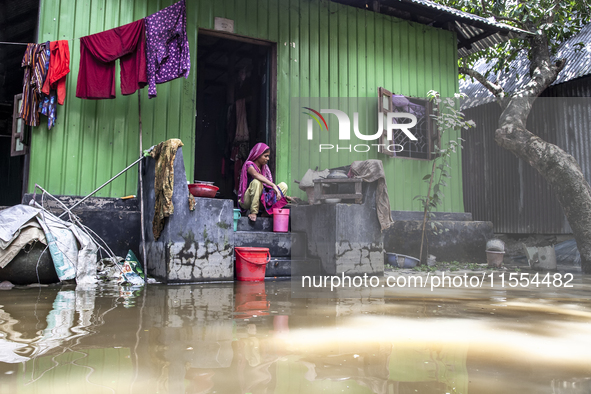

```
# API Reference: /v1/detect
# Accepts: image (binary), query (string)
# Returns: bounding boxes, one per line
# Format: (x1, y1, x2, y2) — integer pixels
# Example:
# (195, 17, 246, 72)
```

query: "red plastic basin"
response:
(188, 183, 219, 198)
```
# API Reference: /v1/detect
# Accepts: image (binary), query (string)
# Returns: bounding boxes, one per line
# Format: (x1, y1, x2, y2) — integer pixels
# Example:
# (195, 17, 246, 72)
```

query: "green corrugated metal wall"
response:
(32, 0, 462, 212)
(32, 0, 197, 198)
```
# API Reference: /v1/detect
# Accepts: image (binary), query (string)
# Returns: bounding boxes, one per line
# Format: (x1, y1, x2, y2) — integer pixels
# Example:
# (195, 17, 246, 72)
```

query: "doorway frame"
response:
(196, 28, 278, 175)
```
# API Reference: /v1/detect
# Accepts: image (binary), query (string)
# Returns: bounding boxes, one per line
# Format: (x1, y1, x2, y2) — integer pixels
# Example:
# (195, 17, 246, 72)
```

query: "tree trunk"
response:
(495, 114, 591, 272)
(468, 31, 591, 272)
(460, 30, 591, 270)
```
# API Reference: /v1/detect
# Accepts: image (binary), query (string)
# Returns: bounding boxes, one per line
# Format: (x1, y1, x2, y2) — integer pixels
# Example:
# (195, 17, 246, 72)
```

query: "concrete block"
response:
(143, 147, 234, 283)
(292, 182, 384, 276)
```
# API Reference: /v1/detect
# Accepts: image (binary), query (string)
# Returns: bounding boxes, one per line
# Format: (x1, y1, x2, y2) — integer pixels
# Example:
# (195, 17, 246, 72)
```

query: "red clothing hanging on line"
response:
(76, 19, 147, 99)
(41, 40, 70, 105)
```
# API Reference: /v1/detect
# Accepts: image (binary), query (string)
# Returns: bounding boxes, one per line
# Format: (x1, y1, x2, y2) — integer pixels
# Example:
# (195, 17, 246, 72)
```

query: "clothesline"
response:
(0, 41, 30, 46)
(16, 0, 189, 130)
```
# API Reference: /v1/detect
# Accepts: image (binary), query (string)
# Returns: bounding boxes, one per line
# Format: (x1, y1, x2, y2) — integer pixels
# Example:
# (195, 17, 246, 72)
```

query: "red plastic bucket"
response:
(235, 247, 270, 281)
(234, 282, 270, 318)
(273, 208, 290, 232)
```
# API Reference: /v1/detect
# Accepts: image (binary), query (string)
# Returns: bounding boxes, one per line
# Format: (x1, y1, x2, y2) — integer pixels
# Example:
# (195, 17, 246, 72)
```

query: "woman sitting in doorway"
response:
(238, 142, 291, 222)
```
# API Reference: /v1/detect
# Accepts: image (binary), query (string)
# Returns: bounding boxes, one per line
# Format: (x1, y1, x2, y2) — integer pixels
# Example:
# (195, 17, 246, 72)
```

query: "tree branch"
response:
(459, 66, 506, 98)
(479, 0, 527, 30)
(497, 33, 567, 143)
(517, 34, 566, 99)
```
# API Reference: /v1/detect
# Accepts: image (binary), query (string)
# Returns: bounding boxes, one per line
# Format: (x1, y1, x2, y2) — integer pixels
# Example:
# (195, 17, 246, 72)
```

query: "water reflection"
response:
(0, 288, 97, 363)
(0, 278, 590, 393)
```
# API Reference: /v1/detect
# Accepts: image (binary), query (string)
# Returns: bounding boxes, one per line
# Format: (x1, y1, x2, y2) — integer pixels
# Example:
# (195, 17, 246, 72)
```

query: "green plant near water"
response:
(415, 91, 476, 264)
(412, 265, 437, 272)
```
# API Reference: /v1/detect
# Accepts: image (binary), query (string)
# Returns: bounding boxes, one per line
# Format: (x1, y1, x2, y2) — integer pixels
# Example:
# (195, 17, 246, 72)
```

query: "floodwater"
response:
(1, 275, 591, 394)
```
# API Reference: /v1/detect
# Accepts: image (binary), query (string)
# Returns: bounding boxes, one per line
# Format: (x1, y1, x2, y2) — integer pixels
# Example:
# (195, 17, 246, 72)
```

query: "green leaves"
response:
(439, 0, 591, 69)
(415, 90, 474, 239)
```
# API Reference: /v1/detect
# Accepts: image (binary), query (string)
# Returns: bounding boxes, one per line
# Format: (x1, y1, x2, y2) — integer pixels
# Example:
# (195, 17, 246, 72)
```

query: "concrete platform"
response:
(383, 219, 494, 264)
(291, 182, 384, 276)
(391, 210, 473, 221)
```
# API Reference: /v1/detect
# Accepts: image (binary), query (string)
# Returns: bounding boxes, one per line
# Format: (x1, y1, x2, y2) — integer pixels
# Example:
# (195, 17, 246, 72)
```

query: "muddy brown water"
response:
(1, 275, 591, 394)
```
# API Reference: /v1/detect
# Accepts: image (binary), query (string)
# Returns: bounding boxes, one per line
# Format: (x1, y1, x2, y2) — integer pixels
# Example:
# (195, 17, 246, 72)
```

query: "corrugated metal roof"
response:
(333, 0, 529, 58)
(404, 0, 520, 31)
(395, 0, 529, 57)
(460, 23, 591, 105)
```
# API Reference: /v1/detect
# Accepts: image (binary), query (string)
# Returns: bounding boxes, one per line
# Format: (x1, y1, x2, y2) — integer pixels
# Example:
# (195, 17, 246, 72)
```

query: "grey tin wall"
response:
(462, 75, 591, 234)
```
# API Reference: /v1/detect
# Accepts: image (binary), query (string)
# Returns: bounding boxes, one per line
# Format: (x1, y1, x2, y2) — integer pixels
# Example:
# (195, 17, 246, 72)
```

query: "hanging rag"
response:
(34, 42, 50, 95)
(231, 142, 249, 195)
(349, 160, 394, 231)
(145, 0, 191, 99)
(20, 43, 46, 126)
(150, 139, 184, 240)
(41, 40, 70, 105)
(234, 98, 249, 142)
(76, 19, 147, 99)
(35, 41, 53, 129)
(39, 41, 70, 130)
(38, 92, 57, 130)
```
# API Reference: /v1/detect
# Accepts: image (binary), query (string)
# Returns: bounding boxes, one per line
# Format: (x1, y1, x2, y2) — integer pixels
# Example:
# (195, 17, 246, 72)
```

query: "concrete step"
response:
(234, 231, 306, 258)
(265, 257, 321, 277)
(391, 210, 473, 221)
(236, 216, 274, 232)
(232, 257, 321, 278)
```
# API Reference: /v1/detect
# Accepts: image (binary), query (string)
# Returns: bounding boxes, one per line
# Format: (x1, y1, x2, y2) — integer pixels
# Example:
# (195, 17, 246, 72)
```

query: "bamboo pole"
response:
(138, 91, 148, 281)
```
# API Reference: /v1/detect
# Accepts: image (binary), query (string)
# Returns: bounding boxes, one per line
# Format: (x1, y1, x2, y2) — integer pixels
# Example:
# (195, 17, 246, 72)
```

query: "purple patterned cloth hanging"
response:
(145, 0, 191, 99)
(38, 41, 57, 130)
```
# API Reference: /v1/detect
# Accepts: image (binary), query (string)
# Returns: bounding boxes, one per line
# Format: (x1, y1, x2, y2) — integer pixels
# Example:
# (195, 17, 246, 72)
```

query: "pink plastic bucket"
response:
(273, 208, 290, 232)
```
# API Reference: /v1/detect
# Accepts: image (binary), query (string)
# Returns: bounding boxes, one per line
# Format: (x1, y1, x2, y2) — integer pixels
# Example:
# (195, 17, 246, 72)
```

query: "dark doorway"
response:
(0, 0, 40, 206)
(194, 30, 275, 204)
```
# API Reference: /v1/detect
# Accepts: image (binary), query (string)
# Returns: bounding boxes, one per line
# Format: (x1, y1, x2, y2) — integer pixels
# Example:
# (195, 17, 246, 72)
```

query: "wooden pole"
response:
(138, 91, 148, 281)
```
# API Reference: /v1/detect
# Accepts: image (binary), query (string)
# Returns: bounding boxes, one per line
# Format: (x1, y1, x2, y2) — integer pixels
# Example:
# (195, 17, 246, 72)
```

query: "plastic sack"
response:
(119, 250, 145, 286)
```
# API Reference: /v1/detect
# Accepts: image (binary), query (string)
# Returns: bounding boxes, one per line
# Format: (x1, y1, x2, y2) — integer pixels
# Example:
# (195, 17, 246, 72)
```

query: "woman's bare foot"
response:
(248, 213, 257, 222)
